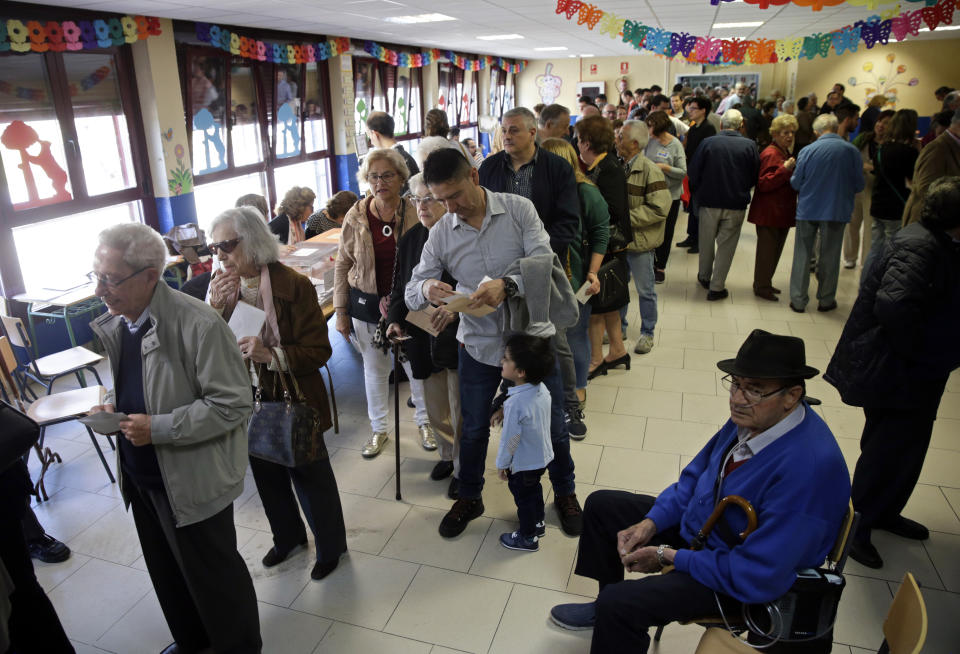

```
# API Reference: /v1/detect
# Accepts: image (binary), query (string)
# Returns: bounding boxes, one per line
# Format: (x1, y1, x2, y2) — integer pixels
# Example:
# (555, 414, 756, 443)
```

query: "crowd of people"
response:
(3, 76, 959, 654)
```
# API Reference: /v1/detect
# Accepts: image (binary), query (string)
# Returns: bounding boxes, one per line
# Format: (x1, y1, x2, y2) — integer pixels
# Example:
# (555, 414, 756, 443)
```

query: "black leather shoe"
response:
(160, 644, 182, 654)
(262, 539, 307, 567)
(406, 396, 415, 408)
(789, 302, 805, 313)
(849, 539, 883, 569)
(27, 534, 70, 563)
(311, 558, 340, 580)
(439, 498, 484, 538)
(706, 289, 729, 301)
(697, 277, 710, 289)
(687, 245, 699, 254)
(554, 494, 583, 536)
(878, 515, 929, 541)
(676, 237, 695, 248)
(817, 302, 838, 312)
(447, 476, 460, 500)
(431, 460, 454, 480)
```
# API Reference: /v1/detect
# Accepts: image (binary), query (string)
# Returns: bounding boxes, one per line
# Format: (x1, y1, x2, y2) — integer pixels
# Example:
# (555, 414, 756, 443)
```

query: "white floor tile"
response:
(314, 622, 431, 654)
(845, 530, 944, 590)
(384, 566, 512, 654)
(919, 448, 960, 487)
(832, 575, 891, 650)
(924, 531, 960, 592)
(469, 519, 579, 592)
(291, 551, 419, 630)
(31, 487, 120, 542)
(612, 388, 683, 420)
(67, 504, 143, 566)
(95, 591, 172, 654)
(34, 552, 91, 594)
(488, 584, 594, 654)
(258, 601, 333, 654)
(903, 484, 960, 536)
(653, 367, 718, 395)
(240, 530, 313, 607)
(594, 447, 679, 494)
(381, 506, 490, 572)
(931, 417, 960, 451)
(339, 491, 412, 555)
(643, 418, 719, 456)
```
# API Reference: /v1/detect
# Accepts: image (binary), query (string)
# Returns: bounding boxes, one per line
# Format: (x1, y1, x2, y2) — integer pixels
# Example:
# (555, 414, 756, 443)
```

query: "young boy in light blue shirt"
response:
(496, 334, 555, 552)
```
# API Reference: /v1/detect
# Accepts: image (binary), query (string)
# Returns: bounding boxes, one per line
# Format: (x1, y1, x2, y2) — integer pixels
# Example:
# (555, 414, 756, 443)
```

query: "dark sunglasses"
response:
(208, 237, 242, 255)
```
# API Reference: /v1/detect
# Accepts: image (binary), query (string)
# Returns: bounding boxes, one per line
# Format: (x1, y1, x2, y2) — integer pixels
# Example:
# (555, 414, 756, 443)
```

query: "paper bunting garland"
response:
(195, 23, 351, 64)
(554, 0, 960, 65)
(0, 61, 113, 101)
(1, 14, 160, 53)
(363, 41, 527, 73)
(714, 0, 937, 9)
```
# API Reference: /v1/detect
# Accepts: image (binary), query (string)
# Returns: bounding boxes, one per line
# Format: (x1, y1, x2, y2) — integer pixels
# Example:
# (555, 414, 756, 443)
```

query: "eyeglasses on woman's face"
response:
(408, 195, 438, 207)
(368, 172, 398, 184)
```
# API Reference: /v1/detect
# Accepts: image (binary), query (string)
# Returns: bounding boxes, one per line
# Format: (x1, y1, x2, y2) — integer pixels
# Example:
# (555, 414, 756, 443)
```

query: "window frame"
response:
(353, 55, 424, 149)
(179, 43, 336, 213)
(0, 45, 154, 297)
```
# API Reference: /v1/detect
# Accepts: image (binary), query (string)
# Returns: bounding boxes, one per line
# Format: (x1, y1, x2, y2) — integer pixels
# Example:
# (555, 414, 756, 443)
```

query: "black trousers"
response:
(575, 490, 738, 654)
(507, 468, 546, 537)
(20, 505, 44, 542)
(654, 199, 682, 270)
(0, 465, 73, 654)
(852, 394, 943, 540)
(248, 455, 347, 564)
(126, 474, 261, 654)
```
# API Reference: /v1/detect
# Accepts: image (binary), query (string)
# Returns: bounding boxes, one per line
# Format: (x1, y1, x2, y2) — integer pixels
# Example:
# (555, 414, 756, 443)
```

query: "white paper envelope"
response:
(228, 302, 266, 339)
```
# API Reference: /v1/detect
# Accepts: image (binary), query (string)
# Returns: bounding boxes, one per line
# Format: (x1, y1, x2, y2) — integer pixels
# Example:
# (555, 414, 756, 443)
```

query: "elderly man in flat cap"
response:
(549, 330, 850, 654)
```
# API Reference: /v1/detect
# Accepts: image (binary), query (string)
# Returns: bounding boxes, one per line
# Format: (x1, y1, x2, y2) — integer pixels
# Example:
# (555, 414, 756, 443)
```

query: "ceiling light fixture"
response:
(580, 53, 595, 57)
(535, 46, 568, 51)
(918, 25, 960, 31)
(712, 21, 764, 28)
(384, 13, 456, 24)
(477, 33, 525, 40)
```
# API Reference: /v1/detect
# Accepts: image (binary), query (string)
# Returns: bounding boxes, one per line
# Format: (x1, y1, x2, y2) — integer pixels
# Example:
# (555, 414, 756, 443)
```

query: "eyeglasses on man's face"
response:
(368, 172, 398, 184)
(208, 237, 242, 255)
(87, 266, 149, 289)
(720, 374, 789, 407)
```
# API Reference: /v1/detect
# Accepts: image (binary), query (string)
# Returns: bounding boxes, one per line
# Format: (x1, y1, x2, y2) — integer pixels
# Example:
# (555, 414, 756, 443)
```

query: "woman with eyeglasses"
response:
(333, 148, 434, 459)
(206, 206, 347, 581)
(384, 172, 463, 497)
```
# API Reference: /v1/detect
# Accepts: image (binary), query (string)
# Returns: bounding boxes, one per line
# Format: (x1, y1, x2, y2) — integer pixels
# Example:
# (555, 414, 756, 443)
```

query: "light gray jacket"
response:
(501, 253, 578, 337)
(91, 282, 252, 527)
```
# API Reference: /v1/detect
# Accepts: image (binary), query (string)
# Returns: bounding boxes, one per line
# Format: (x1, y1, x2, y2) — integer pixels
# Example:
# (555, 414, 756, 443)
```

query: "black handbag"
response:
(590, 255, 629, 311)
(247, 349, 323, 467)
(348, 286, 382, 324)
(0, 400, 40, 473)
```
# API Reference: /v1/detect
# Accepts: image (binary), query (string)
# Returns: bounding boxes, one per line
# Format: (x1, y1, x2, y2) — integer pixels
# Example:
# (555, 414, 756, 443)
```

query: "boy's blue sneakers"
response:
(499, 530, 539, 552)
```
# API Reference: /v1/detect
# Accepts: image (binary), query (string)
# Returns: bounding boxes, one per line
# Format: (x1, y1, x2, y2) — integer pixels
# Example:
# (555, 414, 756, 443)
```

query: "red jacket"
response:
(747, 144, 797, 228)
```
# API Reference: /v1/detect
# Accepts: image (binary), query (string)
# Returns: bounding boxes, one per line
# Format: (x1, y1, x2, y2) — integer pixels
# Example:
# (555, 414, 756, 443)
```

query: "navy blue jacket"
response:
(479, 147, 580, 257)
(688, 130, 760, 211)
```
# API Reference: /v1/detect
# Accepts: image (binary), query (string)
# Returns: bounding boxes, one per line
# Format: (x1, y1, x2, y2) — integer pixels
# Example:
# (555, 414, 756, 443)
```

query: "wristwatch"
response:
(656, 543, 668, 568)
(501, 276, 519, 299)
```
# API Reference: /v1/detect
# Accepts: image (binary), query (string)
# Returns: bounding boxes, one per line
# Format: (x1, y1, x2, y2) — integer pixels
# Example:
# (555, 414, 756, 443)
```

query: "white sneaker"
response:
(843, 260, 856, 269)
(419, 423, 438, 451)
(634, 334, 654, 354)
(362, 432, 389, 458)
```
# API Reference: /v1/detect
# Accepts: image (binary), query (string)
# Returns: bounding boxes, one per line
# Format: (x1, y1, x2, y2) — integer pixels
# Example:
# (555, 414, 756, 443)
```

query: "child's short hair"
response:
(505, 334, 555, 385)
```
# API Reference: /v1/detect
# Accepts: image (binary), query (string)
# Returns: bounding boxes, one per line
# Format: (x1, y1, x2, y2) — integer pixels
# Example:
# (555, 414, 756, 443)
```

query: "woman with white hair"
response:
(207, 206, 347, 581)
(333, 148, 434, 458)
(416, 135, 479, 170)
(385, 172, 463, 497)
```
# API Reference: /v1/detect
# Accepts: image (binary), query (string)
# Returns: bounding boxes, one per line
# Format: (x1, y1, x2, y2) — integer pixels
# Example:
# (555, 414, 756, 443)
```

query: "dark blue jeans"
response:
(508, 467, 546, 537)
(458, 346, 576, 501)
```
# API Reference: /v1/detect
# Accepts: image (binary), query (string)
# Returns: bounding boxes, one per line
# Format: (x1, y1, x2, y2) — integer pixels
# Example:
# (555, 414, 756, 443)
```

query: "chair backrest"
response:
(0, 314, 30, 349)
(828, 499, 858, 573)
(882, 572, 927, 654)
(0, 336, 25, 410)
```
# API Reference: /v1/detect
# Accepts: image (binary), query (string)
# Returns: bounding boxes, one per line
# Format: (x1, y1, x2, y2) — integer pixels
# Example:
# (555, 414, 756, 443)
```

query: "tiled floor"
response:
(22, 213, 960, 654)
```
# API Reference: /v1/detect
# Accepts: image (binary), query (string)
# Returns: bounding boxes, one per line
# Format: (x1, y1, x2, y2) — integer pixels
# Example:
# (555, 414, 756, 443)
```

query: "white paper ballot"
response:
(228, 302, 266, 339)
(575, 282, 592, 304)
(78, 411, 128, 435)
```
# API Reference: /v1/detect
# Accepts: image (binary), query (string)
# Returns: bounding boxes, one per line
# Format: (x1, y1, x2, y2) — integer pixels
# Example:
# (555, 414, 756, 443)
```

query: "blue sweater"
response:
(646, 405, 850, 604)
(791, 133, 865, 222)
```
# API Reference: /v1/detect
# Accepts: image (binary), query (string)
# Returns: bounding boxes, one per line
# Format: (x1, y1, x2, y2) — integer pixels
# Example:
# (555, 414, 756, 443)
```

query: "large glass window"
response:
(353, 57, 423, 154)
(0, 46, 150, 295)
(180, 45, 334, 225)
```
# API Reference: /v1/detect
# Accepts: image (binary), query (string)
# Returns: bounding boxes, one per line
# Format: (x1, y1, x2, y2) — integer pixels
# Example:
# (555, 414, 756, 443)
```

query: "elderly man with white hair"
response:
(715, 82, 746, 116)
(687, 109, 760, 301)
(788, 113, 865, 312)
(88, 223, 261, 654)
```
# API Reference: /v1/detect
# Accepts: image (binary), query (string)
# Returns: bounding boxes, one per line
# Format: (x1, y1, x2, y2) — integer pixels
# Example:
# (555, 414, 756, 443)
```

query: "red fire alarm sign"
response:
(590, 64, 598, 75)
(620, 61, 629, 74)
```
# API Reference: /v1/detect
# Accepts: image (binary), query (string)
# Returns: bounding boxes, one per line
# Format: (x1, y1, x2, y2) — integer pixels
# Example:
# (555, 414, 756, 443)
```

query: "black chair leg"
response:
(653, 625, 665, 642)
(89, 366, 104, 387)
(106, 434, 115, 451)
(86, 426, 116, 484)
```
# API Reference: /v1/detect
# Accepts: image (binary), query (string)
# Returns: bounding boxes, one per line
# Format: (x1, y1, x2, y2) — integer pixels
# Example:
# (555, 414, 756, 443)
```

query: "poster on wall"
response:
(535, 64, 563, 105)
(676, 73, 761, 95)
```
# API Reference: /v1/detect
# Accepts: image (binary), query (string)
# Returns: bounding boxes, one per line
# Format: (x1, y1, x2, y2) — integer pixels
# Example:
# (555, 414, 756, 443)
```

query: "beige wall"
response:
(702, 60, 798, 100)
(517, 54, 702, 111)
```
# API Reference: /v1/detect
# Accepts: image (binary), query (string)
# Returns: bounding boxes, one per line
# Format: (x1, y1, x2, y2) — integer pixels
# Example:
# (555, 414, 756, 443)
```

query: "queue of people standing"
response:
(8, 81, 948, 654)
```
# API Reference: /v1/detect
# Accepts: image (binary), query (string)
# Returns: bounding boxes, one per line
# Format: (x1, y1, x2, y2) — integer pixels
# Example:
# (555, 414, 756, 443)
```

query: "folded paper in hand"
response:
(228, 302, 266, 339)
(440, 293, 495, 317)
(405, 305, 441, 336)
(78, 411, 128, 435)
(575, 282, 592, 304)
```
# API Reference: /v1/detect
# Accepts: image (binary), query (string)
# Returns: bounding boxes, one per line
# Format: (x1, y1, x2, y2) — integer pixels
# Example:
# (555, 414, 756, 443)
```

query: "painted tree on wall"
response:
(847, 52, 919, 109)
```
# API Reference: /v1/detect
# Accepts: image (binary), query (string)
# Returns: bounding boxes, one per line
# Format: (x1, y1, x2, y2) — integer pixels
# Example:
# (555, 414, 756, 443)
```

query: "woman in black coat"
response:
(386, 173, 463, 498)
(825, 176, 960, 570)
(574, 116, 632, 377)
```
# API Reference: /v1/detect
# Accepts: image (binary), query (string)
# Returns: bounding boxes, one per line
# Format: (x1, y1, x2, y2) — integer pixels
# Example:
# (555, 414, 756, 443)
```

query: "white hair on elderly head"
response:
(97, 223, 168, 274)
(620, 120, 649, 150)
(356, 147, 410, 187)
(415, 136, 460, 170)
(210, 206, 280, 266)
(813, 113, 839, 134)
(721, 109, 744, 130)
(407, 172, 428, 197)
(782, 99, 795, 112)
(503, 106, 537, 130)
(735, 82, 746, 92)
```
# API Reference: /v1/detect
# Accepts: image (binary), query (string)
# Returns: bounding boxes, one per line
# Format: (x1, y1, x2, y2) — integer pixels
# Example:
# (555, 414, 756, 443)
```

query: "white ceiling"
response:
(20, 0, 960, 59)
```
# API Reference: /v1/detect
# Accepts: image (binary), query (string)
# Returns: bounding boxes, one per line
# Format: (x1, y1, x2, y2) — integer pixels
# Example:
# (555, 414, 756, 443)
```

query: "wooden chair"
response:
(1, 314, 104, 398)
(654, 500, 858, 642)
(0, 334, 115, 497)
(694, 571, 927, 654)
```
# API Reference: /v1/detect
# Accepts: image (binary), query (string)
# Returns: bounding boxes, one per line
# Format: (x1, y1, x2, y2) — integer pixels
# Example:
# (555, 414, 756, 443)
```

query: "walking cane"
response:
(690, 495, 758, 550)
(392, 340, 402, 500)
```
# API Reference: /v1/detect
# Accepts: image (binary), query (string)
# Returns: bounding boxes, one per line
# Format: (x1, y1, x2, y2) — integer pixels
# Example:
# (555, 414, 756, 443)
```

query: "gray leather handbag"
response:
(247, 348, 323, 467)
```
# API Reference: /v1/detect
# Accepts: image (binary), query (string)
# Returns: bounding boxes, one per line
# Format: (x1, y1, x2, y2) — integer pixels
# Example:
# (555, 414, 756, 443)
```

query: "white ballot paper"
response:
(575, 282, 592, 304)
(78, 411, 128, 435)
(406, 306, 441, 336)
(228, 302, 266, 339)
(440, 293, 496, 317)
